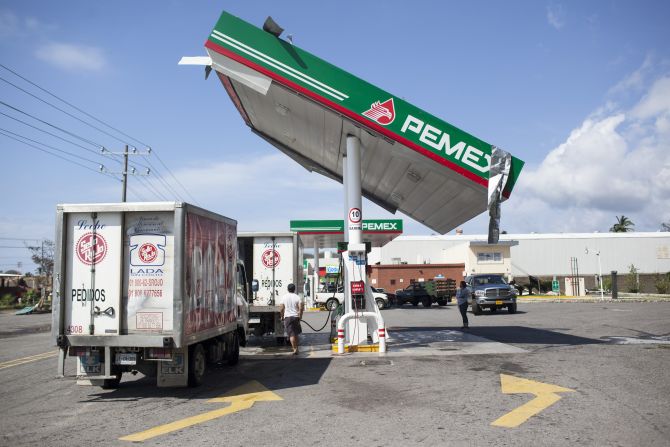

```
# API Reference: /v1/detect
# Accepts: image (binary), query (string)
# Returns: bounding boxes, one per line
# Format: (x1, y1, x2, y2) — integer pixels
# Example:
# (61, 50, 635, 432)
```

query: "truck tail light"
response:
(146, 348, 173, 361)
(68, 347, 89, 357)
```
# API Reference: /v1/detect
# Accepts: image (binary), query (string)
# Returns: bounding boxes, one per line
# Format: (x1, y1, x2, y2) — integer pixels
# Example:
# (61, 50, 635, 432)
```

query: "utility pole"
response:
(122, 145, 129, 202)
(100, 146, 151, 202)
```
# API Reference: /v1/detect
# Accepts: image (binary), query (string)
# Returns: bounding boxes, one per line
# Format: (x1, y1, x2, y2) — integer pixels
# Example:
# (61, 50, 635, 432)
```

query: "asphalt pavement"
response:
(1, 302, 669, 446)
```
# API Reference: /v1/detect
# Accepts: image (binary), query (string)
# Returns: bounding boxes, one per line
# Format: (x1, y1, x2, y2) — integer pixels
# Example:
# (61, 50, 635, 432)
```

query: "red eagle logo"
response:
(362, 98, 395, 125)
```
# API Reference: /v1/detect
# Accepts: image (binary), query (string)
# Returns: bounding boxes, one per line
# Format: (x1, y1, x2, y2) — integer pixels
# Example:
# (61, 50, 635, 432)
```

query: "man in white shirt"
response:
(279, 283, 304, 355)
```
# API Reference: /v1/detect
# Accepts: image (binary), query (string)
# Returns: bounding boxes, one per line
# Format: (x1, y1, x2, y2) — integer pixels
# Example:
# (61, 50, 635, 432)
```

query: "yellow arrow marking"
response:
(491, 374, 574, 428)
(119, 380, 281, 442)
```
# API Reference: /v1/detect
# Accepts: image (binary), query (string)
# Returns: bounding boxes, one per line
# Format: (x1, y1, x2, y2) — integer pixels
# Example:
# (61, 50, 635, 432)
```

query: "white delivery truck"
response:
(52, 202, 249, 388)
(237, 232, 303, 343)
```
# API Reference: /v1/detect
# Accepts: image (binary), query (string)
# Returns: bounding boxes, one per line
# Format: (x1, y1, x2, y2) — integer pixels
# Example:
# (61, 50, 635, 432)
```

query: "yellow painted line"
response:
(0, 351, 58, 370)
(331, 344, 380, 352)
(120, 380, 282, 442)
(491, 374, 574, 428)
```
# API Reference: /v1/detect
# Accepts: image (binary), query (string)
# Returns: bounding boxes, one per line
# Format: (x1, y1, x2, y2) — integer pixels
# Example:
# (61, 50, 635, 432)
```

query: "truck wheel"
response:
(101, 367, 122, 389)
(227, 332, 240, 366)
(437, 300, 447, 306)
(508, 303, 517, 314)
(472, 302, 482, 315)
(375, 298, 385, 310)
(423, 299, 432, 308)
(188, 344, 206, 387)
(326, 298, 339, 311)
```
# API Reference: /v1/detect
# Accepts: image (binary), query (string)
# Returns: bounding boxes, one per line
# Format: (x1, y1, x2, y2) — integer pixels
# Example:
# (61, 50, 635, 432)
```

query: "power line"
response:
(0, 237, 41, 241)
(0, 130, 121, 179)
(0, 64, 199, 204)
(0, 127, 105, 166)
(0, 63, 150, 147)
(152, 151, 200, 205)
(1, 103, 184, 200)
(136, 175, 169, 201)
(0, 100, 104, 148)
(0, 74, 132, 146)
(143, 158, 183, 200)
(0, 109, 148, 173)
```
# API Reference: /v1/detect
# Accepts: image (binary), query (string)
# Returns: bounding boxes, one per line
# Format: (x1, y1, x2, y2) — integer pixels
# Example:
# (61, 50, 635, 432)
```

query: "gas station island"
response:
(182, 10, 525, 353)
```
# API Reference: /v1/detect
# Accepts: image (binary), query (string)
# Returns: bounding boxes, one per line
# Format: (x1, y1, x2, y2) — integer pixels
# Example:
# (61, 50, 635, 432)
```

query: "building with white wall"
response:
(368, 232, 670, 280)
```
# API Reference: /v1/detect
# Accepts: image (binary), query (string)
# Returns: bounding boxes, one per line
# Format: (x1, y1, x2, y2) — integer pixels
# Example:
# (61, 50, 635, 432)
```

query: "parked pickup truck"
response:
(394, 280, 454, 307)
(315, 286, 389, 310)
(466, 274, 517, 314)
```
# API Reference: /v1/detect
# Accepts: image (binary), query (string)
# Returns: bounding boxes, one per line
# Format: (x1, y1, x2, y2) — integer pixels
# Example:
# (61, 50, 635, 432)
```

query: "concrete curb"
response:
(518, 295, 670, 303)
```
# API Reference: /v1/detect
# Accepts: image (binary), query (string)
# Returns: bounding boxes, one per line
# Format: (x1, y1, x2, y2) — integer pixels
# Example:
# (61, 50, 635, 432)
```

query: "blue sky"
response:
(1, 1, 669, 273)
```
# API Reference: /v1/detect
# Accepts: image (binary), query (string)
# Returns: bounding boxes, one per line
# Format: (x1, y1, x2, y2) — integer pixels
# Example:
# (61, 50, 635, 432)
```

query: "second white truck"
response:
(237, 232, 303, 343)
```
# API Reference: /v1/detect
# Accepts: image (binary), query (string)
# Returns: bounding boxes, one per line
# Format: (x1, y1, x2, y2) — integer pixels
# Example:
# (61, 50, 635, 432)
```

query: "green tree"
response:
(610, 215, 635, 232)
(26, 240, 54, 277)
(626, 264, 639, 293)
(654, 273, 670, 294)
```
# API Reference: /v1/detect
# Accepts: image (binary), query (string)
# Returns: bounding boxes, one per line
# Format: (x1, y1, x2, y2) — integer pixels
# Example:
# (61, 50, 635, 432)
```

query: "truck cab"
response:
(466, 274, 517, 315)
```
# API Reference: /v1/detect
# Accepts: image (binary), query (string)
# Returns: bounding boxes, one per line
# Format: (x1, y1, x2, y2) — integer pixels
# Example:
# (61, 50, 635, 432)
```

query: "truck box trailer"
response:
(237, 232, 303, 343)
(52, 202, 249, 388)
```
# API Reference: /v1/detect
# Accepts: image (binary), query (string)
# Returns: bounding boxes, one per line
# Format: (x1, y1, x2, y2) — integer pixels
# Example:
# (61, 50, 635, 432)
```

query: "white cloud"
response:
(546, 3, 566, 30)
(35, 42, 107, 72)
(608, 54, 654, 96)
(163, 153, 341, 231)
(0, 9, 56, 38)
(507, 75, 670, 233)
(630, 76, 670, 120)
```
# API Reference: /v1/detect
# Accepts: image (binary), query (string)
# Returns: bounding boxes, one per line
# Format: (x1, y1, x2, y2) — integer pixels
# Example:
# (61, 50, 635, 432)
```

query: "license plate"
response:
(249, 317, 261, 324)
(495, 300, 503, 305)
(116, 353, 137, 365)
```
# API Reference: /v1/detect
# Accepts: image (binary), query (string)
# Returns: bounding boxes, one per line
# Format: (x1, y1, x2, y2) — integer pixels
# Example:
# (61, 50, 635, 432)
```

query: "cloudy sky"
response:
(1, 1, 669, 272)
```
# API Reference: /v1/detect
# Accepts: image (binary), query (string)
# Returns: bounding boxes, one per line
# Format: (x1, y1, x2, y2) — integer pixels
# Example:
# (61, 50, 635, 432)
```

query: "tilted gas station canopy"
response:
(290, 219, 402, 249)
(201, 11, 524, 234)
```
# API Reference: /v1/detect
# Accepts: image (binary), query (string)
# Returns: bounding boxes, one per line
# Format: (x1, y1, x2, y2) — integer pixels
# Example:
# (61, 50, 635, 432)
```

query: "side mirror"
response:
(251, 279, 259, 293)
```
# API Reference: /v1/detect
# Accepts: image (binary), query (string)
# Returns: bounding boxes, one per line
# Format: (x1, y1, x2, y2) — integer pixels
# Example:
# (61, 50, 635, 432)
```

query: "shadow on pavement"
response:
(388, 325, 602, 345)
(82, 356, 332, 401)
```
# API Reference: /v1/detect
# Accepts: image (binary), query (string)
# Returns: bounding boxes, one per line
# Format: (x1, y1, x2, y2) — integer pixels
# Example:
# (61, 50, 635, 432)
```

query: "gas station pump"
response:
(336, 135, 386, 353)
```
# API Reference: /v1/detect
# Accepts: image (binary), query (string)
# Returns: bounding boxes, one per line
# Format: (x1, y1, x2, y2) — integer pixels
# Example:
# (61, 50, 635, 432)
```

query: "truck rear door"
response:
(64, 212, 122, 336)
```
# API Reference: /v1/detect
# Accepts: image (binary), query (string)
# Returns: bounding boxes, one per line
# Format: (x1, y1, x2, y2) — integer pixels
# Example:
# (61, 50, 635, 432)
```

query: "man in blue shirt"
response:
(455, 280, 470, 329)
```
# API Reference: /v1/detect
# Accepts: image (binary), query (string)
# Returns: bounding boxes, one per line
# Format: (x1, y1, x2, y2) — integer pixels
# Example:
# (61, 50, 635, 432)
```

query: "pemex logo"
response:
(362, 98, 395, 125)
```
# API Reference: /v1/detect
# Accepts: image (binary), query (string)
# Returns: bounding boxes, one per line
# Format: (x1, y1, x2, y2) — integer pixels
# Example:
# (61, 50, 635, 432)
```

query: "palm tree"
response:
(610, 215, 635, 232)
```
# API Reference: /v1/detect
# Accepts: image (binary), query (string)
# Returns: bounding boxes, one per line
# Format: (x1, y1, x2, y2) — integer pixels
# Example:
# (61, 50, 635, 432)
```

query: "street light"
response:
(585, 247, 604, 301)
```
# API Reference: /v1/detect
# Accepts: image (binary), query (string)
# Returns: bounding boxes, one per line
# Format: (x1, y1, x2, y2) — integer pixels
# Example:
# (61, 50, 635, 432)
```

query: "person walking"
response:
(456, 280, 470, 329)
(279, 283, 304, 355)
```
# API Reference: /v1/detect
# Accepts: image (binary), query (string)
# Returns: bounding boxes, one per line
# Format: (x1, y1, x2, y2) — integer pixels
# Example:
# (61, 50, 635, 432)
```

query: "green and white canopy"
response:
(290, 219, 402, 249)
(201, 11, 524, 234)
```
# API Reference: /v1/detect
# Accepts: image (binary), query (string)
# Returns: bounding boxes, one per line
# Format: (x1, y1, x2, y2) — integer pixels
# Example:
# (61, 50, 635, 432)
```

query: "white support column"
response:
(313, 239, 320, 299)
(346, 137, 362, 246)
(338, 134, 387, 351)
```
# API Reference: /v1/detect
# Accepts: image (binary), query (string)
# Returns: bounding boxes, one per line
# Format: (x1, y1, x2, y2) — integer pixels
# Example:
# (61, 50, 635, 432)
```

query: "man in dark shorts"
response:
(280, 283, 304, 355)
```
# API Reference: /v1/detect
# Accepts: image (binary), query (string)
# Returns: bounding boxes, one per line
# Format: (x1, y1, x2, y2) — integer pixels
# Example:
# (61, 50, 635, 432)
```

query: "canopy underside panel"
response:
(224, 73, 487, 234)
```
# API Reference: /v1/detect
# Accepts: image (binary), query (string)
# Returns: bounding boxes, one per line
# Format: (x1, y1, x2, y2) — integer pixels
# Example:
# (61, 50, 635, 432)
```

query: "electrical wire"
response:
(0, 75, 133, 146)
(0, 130, 121, 180)
(151, 151, 200, 205)
(0, 63, 151, 147)
(0, 64, 199, 204)
(143, 158, 184, 200)
(0, 127, 105, 166)
(0, 100, 104, 148)
(135, 175, 170, 201)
